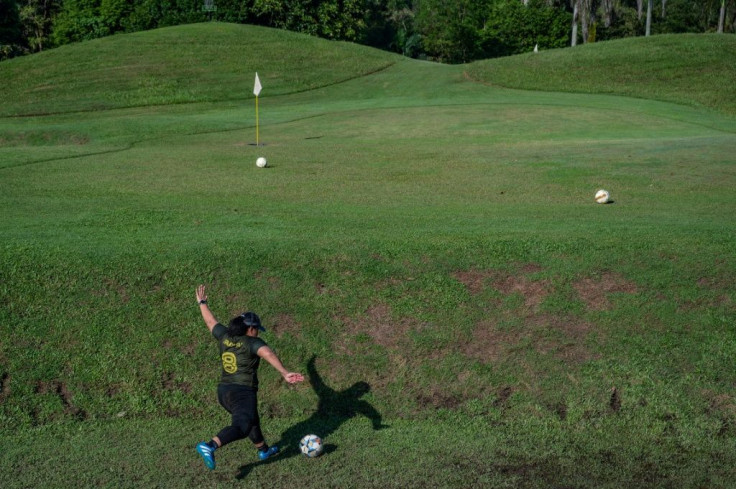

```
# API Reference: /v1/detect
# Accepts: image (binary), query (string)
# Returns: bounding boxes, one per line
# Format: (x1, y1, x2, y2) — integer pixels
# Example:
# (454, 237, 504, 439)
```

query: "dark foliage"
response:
(1, 0, 733, 62)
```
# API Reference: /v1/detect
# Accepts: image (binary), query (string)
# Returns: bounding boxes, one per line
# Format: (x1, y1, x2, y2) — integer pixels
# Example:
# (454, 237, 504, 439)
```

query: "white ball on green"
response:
(595, 189, 610, 204)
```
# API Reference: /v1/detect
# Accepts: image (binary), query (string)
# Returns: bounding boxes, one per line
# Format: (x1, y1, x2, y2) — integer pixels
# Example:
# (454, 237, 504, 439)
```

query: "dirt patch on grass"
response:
(414, 378, 501, 412)
(463, 314, 596, 366)
(338, 303, 422, 351)
(455, 264, 597, 366)
(492, 275, 551, 311)
(453, 264, 551, 312)
(464, 319, 516, 363)
(530, 314, 597, 363)
(703, 389, 736, 436)
(161, 372, 191, 394)
(365, 304, 414, 349)
(573, 272, 638, 311)
(270, 313, 303, 339)
(106, 384, 121, 397)
(36, 380, 87, 420)
(416, 389, 463, 410)
(181, 341, 197, 356)
(453, 269, 494, 295)
(494, 386, 514, 407)
(0, 373, 10, 401)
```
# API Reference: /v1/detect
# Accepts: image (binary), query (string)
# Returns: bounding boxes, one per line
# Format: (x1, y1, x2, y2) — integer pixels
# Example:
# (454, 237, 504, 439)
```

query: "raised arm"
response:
(257, 346, 304, 384)
(196, 285, 219, 333)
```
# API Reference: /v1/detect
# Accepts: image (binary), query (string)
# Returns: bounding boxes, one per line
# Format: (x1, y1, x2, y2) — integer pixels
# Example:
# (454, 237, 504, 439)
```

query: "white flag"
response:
(253, 72, 262, 97)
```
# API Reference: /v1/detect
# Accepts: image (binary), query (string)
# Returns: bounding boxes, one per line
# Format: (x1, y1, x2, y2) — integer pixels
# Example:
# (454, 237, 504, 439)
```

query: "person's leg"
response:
(196, 385, 249, 470)
(215, 385, 254, 447)
(247, 409, 264, 446)
(247, 401, 279, 460)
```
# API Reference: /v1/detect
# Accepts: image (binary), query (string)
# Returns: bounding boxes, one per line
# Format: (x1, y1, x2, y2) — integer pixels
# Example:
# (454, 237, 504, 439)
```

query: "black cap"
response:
(241, 311, 265, 331)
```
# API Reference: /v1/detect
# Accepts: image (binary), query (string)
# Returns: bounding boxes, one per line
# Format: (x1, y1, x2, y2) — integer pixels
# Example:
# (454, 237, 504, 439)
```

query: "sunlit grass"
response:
(1, 24, 735, 488)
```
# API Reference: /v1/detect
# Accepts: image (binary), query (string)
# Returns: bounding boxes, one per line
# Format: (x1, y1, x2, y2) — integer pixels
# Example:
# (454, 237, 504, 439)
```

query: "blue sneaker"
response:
(258, 445, 279, 461)
(196, 441, 216, 470)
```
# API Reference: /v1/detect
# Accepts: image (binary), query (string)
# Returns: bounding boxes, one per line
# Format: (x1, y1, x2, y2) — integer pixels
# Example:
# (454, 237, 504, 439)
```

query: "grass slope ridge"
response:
(0, 23, 399, 117)
(466, 34, 736, 116)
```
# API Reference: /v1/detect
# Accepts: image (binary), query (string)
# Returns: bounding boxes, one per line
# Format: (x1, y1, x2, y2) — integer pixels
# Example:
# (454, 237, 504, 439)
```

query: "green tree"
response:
(0, 0, 23, 59)
(414, 0, 490, 63)
(481, 0, 569, 57)
(99, 0, 133, 32)
(19, 0, 59, 51)
(50, 0, 107, 45)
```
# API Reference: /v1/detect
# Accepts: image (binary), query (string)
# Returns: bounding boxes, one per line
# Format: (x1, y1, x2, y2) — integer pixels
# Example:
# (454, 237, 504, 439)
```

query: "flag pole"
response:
(253, 72, 263, 147)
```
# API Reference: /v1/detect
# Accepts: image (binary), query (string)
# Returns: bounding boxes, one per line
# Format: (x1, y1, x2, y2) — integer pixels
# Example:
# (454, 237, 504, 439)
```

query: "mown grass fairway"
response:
(1, 24, 735, 488)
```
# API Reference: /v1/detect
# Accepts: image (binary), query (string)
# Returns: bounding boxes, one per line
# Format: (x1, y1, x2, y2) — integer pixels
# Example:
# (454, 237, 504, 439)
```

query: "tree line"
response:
(1, 0, 734, 62)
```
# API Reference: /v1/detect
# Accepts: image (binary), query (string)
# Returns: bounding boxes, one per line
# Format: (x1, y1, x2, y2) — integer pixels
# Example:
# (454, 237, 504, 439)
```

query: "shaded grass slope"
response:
(466, 34, 736, 116)
(0, 22, 399, 117)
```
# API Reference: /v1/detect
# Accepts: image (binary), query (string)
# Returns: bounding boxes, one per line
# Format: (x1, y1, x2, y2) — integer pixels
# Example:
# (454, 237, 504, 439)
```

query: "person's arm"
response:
(196, 285, 218, 333)
(257, 346, 304, 384)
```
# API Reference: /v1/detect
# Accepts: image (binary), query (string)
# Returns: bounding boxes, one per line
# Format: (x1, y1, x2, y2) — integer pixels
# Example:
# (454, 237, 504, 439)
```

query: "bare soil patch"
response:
(0, 372, 10, 401)
(36, 380, 87, 419)
(463, 314, 596, 366)
(463, 319, 517, 364)
(270, 313, 303, 339)
(529, 314, 597, 364)
(703, 389, 736, 436)
(416, 389, 463, 410)
(339, 303, 421, 351)
(452, 269, 494, 296)
(492, 274, 551, 311)
(494, 386, 514, 407)
(453, 264, 551, 312)
(161, 372, 191, 394)
(574, 272, 638, 311)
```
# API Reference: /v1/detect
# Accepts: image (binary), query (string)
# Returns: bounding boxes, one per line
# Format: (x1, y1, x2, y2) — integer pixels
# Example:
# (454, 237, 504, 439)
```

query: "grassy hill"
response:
(0, 23, 399, 117)
(1, 24, 735, 488)
(466, 33, 736, 116)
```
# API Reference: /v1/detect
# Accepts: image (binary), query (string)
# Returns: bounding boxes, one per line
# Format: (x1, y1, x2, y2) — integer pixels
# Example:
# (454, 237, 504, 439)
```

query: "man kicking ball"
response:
(195, 285, 304, 470)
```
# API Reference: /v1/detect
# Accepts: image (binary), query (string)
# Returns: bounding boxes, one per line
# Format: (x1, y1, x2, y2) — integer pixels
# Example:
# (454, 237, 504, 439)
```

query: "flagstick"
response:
(253, 72, 262, 147)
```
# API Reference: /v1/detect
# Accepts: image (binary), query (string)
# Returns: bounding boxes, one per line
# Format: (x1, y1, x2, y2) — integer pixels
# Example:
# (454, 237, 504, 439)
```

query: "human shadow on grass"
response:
(236, 355, 388, 479)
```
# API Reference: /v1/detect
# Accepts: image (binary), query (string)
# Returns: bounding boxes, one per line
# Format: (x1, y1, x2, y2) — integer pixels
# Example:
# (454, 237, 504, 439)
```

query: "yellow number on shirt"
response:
(222, 352, 237, 374)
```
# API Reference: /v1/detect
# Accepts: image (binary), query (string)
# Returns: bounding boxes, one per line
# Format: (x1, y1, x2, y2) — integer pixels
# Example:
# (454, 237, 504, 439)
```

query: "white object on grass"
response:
(595, 189, 610, 204)
(299, 434, 324, 458)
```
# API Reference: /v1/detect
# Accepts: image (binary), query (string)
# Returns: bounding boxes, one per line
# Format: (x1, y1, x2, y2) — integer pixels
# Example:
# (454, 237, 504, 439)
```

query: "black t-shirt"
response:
(212, 323, 267, 388)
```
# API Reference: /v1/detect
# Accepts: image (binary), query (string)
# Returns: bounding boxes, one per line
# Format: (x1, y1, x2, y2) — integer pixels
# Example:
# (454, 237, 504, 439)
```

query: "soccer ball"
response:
(299, 434, 323, 458)
(595, 189, 610, 204)
(256, 157, 268, 168)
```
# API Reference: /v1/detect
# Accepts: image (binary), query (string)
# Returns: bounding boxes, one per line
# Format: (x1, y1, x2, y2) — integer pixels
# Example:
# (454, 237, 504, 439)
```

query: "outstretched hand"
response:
(283, 372, 305, 384)
(196, 284, 207, 303)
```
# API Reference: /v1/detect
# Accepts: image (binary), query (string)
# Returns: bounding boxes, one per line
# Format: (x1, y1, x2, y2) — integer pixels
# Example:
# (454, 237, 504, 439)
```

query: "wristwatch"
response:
(198, 299, 207, 305)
